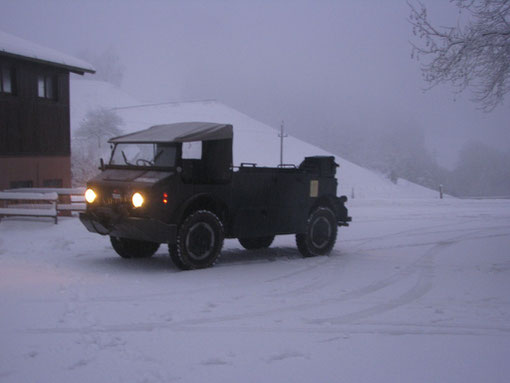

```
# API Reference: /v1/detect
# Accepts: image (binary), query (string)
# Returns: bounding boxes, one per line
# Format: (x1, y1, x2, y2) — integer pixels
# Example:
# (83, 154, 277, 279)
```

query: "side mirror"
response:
(100, 158, 105, 171)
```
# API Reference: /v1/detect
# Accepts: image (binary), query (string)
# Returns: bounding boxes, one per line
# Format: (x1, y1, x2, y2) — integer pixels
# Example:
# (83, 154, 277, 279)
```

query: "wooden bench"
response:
(57, 196, 86, 213)
(0, 191, 59, 224)
(3, 187, 86, 214)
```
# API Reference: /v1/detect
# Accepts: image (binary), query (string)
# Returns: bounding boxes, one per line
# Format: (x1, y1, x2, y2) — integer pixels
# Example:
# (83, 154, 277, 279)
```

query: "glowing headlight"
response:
(85, 188, 97, 203)
(132, 192, 144, 208)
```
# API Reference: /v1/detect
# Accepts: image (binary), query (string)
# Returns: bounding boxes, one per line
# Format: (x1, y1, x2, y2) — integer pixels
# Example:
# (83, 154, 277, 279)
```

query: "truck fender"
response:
(312, 194, 349, 224)
(175, 193, 229, 226)
(311, 194, 337, 213)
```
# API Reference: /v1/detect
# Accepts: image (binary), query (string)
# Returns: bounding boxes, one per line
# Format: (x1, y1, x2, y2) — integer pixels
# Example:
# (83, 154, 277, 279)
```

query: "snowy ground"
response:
(1, 199, 509, 383)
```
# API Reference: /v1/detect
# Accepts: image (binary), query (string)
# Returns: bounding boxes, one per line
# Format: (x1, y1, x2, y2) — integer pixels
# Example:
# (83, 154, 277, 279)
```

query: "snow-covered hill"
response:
(70, 79, 440, 199)
(70, 78, 139, 129)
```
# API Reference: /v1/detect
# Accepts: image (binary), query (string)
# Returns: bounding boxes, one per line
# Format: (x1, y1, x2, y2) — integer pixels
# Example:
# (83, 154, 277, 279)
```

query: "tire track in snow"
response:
(265, 222, 509, 299)
(305, 226, 510, 326)
(21, 225, 510, 336)
(344, 220, 503, 254)
(20, 252, 430, 336)
(306, 241, 442, 326)
(262, 221, 461, 286)
(21, 319, 510, 337)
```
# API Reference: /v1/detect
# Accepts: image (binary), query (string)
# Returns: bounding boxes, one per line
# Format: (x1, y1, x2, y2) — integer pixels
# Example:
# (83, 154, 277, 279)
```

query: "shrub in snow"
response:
(72, 108, 123, 186)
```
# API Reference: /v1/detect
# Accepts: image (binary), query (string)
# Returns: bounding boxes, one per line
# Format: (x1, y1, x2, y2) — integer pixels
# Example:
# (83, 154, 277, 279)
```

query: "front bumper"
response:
(80, 212, 177, 244)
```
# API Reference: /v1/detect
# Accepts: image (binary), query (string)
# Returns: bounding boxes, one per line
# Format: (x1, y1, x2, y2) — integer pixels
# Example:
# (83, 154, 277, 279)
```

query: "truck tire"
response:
(171, 210, 224, 270)
(110, 236, 160, 259)
(296, 207, 337, 257)
(238, 236, 275, 250)
(168, 244, 186, 269)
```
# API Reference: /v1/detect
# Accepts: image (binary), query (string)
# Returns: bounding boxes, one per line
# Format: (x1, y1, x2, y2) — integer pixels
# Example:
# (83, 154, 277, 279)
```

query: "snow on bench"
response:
(4, 187, 85, 195)
(3, 187, 86, 213)
(0, 191, 59, 224)
(57, 202, 86, 211)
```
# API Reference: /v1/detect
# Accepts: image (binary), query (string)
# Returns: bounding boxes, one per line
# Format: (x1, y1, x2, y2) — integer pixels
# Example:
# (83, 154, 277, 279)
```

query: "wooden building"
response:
(0, 31, 95, 190)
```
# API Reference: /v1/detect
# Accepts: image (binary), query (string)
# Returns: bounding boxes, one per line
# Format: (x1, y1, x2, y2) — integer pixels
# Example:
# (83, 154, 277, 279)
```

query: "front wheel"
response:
(110, 236, 160, 259)
(170, 210, 224, 270)
(238, 235, 275, 250)
(168, 244, 186, 270)
(296, 207, 337, 257)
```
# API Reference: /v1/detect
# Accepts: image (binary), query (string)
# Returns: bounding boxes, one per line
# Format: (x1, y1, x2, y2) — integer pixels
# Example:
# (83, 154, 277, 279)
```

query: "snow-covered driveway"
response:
(1, 199, 509, 382)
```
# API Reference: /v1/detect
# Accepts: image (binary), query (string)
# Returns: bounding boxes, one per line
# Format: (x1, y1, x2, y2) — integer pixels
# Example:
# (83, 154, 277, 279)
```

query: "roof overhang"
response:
(109, 122, 233, 144)
(0, 51, 95, 75)
(0, 31, 95, 75)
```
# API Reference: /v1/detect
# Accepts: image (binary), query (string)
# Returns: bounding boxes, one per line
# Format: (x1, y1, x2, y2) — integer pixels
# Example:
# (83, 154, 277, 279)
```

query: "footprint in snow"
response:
(266, 351, 309, 364)
(68, 359, 90, 370)
(201, 302, 218, 312)
(200, 357, 230, 366)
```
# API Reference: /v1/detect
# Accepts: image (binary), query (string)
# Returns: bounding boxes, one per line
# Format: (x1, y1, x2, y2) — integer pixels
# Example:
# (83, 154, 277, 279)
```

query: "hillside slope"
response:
(70, 78, 139, 129)
(70, 79, 439, 199)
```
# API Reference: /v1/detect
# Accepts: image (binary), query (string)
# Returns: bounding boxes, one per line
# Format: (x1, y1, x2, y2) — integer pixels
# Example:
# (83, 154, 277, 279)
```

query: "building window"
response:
(37, 74, 57, 99)
(10, 180, 33, 189)
(43, 179, 63, 188)
(0, 66, 14, 94)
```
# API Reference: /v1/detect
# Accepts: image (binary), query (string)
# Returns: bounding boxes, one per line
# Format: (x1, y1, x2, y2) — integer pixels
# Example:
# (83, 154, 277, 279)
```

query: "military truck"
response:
(80, 122, 351, 270)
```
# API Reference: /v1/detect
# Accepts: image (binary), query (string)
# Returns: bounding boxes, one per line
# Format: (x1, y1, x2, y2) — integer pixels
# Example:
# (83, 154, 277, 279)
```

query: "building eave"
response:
(0, 50, 95, 75)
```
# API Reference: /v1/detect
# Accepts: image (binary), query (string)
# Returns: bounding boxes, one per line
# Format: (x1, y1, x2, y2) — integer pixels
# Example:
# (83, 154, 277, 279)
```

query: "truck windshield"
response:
(110, 143, 177, 167)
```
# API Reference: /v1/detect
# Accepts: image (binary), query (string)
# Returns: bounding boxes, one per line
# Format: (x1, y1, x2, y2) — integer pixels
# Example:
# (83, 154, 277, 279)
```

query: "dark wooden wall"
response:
(0, 55, 70, 157)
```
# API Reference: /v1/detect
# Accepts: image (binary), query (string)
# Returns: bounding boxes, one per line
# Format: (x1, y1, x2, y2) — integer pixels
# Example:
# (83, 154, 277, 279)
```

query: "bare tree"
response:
(77, 47, 125, 87)
(72, 108, 123, 185)
(75, 107, 123, 149)
(409, 0, 510, 110)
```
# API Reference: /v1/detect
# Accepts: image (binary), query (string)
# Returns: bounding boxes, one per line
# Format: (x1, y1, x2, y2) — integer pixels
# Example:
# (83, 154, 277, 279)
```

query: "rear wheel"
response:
(296, 207, 337, 257)
(238, 235, 275, 250)
(110, 236, 160, 259)
(170, 210, 224, 270)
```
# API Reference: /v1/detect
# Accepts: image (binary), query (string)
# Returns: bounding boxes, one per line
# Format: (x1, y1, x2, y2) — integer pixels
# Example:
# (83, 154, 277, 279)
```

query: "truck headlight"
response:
(132, 192, 144, 208)
(85, 188, 97, 203)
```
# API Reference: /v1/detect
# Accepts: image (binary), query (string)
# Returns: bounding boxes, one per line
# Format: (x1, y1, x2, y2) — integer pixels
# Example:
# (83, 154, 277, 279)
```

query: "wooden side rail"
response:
(0, 192, 59, 224)
(4, 187, 86, 214)
(57, 194, 86, 212)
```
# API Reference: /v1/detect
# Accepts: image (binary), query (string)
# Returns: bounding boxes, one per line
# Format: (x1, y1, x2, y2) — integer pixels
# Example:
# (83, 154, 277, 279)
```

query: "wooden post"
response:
(439, 184, 443, 199)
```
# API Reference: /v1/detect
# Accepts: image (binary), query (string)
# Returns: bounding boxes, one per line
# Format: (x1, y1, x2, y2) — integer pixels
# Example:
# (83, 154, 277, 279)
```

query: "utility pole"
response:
(279, 120, 287, 166)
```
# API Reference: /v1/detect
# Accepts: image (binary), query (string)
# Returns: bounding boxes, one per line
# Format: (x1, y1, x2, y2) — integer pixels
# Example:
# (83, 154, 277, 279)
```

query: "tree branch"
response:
(409, 0, 510, 111)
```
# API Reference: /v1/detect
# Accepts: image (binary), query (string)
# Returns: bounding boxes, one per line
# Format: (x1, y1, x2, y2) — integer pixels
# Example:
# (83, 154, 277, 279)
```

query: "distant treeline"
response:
(305, 125, 510, 198)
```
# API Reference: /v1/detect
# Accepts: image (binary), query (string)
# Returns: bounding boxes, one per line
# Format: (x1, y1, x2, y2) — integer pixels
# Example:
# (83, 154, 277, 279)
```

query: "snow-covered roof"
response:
(0, 30, 95, 75)
(109, 122, 233, 143)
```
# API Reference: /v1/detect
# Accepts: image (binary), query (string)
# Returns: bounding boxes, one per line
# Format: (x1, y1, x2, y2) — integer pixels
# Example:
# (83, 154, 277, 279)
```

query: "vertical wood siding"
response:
(0, 55, 70, 156)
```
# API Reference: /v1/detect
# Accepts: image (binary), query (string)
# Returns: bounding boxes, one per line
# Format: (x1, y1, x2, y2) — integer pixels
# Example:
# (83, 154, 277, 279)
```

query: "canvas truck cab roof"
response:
(108, 122, 233, 144)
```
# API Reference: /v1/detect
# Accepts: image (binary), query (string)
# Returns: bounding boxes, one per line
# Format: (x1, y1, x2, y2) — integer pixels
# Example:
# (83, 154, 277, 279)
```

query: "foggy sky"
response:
(1, 0, 509, 168)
